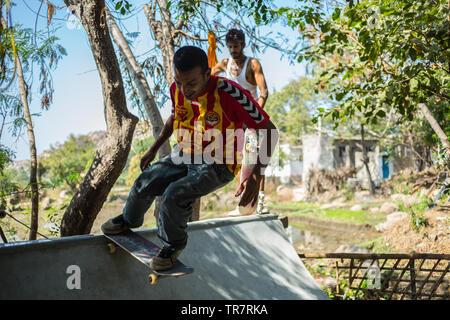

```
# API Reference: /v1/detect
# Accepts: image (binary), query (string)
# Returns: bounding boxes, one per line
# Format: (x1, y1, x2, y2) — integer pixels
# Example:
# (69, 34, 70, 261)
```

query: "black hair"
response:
(225, 28, 245, 44)
(173, 46, 209, 73)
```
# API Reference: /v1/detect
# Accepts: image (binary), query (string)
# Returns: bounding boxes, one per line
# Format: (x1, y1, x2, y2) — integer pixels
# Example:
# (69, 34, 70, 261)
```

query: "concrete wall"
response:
(0, 214, 328, 300)
(266, 144, 302, 184)
(302, 134, 334, 187)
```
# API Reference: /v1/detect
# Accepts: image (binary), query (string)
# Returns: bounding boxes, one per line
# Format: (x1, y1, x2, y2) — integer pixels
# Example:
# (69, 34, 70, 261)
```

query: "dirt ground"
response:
(382, 203, 450, 254)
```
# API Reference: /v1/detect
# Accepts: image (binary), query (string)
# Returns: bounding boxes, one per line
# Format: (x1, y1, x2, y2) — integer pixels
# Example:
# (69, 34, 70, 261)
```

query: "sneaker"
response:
(227, 205, 254, 216)
(101, 215, 129, 234)
(150, 246, 183, 271)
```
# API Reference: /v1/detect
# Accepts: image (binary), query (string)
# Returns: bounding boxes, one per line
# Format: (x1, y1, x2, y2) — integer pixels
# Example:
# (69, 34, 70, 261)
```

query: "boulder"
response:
(402, 195, 420, 208)
(375, 211, 409, 232)
(292, 187, 308, 202)
(350, 204, 363, 211)
(391, 193, 406, 202)
(354, 191, 373, 202)
(276, 186, 294, 202)
(380, 202, 399, 214)
(315, 277, 338, 291)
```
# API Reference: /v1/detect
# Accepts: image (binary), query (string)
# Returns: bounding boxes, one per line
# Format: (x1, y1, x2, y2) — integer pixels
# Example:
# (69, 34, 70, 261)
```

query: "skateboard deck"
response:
(104, 229, 194, 285)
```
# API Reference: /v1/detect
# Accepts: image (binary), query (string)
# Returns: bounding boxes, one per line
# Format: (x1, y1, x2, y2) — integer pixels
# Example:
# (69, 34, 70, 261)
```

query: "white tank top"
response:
(225, 57, 258, 99)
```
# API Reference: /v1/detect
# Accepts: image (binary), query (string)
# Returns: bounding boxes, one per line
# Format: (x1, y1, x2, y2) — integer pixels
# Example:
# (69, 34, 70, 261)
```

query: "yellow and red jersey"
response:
(170, 75, 270, 175)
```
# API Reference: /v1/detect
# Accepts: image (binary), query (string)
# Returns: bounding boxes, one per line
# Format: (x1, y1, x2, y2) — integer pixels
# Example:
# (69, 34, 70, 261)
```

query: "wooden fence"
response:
(298, 252, 450, 300)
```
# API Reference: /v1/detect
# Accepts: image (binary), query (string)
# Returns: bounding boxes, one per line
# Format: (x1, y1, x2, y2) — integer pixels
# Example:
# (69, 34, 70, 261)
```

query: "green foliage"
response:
(245, 0, 449, 148)
(0, 147, 17, 211)
(433, 145, 450, 169)
(43, 199, 69, 237)
(111, 0, 133, 15)
(397, 196, 431, 231)
(125, 153, 144, 186)
(265, 76, 335, 145)
(410, 208, 428, 232)
(40, 135, 96, 190)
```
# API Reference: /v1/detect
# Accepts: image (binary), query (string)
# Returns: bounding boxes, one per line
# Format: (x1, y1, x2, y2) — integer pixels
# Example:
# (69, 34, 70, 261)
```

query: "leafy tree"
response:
(1, 0, 66, 239)
(40, 135, 96, 191)
(261, 0, 449, 162)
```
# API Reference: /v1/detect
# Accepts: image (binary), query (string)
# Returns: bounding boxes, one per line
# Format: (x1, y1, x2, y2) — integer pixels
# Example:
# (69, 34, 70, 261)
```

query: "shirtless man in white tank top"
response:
(212, 29, 269, 215)
(212, 29, 268, 108)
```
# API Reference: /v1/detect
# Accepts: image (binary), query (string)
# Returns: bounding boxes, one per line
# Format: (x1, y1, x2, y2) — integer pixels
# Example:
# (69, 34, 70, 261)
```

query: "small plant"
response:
(43, 199, 70, 237)
(410, 208, 428, 232)
(343, 184, 354, 201)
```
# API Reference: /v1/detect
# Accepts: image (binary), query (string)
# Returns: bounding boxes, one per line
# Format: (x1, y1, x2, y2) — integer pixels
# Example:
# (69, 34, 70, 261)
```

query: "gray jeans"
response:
(122, 147, 235, 250)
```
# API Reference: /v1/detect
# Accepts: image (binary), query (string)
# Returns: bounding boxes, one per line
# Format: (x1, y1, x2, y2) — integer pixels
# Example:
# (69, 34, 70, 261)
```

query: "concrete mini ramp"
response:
(0, 214, 328, 299)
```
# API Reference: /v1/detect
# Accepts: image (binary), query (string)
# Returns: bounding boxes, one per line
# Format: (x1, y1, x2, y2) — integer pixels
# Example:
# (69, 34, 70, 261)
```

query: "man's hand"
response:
(140, 148, 157, 172)
(235, 170, 263, 208)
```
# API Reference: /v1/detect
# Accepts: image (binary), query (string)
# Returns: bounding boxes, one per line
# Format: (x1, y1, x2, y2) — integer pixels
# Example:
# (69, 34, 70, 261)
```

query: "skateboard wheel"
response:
(107, 243, 116, 254)
(149, 273, 158, 285)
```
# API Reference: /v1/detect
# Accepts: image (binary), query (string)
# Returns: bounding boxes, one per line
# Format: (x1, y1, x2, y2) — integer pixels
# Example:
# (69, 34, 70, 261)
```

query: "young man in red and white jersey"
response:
(102, 46, 278, 271)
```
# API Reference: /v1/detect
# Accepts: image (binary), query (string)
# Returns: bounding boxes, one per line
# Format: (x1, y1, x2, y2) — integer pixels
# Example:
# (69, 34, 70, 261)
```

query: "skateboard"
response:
(238, 129, 259, 214)
(104, 229, 194, 285)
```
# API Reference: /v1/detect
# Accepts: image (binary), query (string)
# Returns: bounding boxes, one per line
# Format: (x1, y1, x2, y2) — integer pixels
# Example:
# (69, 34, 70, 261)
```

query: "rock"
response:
(380, 202, 399, 214)
(320, 204, 336, 209)
(292, 187, 307, 202)
(391, 194, 406, 202)
(322, 277, 338, 291)
(369, 207, 379, 213)
(375, 211, 409, 232)
(276, 186, 294, 202)
(402, 195, 420, 208)
(354, 191, 373, 202)
(350, 204, 363, 211)
(315, 277, 338, 291)
(390, 194, 421, 207)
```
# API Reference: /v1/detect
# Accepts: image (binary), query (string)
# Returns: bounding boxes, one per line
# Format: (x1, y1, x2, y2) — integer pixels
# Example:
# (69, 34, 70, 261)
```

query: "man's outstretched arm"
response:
(140, 116, 174, 171)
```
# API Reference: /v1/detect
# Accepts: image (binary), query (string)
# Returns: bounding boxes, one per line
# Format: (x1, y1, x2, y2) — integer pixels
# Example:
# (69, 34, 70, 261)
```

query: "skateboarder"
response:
(102, 46, 278, 271)
(212, 28, 270, 215)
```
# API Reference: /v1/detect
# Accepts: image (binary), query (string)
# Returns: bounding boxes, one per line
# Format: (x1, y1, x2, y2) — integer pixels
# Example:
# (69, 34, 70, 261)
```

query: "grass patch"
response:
(323, 209, 366, 224)
(269, 201, 386, 226)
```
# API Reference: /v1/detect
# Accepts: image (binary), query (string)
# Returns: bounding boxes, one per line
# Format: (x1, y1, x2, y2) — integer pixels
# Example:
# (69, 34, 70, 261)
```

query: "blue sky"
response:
(4, 0, 306, 160)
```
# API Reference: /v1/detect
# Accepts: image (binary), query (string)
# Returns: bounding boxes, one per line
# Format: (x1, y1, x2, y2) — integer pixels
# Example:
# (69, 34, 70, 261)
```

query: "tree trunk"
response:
(105, 7, 171, 158)
(418, 103, 450, 159)
(60, 0, 139, 236)
(16, 53, 39, 240)
(361, 125, 375, 195)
